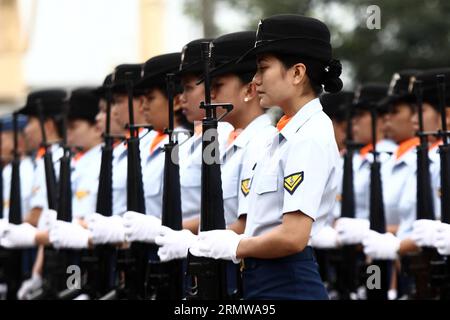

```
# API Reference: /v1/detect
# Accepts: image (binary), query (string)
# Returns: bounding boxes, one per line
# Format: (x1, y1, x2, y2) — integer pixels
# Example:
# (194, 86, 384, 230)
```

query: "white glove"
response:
(363, 230, 400, 260)
(311, 226, 340, 249)
(0, 223, 37, 248)
(37, 209, 57, 231)
(87, 213, 125, 244)
(123, 211, 164, 243)
(335, 217, 370, 245)
(435, 222, 450, 255)
(155, 229, 197, 262)
(49, 220, 90, 249)
(411, 219, 441, 247)
(17, 273, 43, 300)
(189, 230, 246, 264)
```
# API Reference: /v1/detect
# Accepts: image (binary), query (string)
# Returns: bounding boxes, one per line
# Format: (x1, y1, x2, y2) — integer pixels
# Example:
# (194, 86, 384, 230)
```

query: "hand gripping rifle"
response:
(145, 74, 184, 300)
(186, 42, 233, 300)
(3, 113, 24, 299)
(366, 104, 389, 300)
(429, 75, 450, 299)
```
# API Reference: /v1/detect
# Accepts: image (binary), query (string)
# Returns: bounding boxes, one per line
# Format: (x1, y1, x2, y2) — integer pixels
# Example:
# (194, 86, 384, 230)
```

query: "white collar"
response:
(279, 98, 323, 141)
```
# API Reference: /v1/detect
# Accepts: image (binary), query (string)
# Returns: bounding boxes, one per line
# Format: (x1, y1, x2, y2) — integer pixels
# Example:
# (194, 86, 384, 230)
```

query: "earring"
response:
(244, 97, 250, 102)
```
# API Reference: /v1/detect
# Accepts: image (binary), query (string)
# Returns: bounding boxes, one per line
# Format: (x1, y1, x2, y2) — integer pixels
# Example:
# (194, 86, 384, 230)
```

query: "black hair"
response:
(147, 82, 194, 133)
(237, 71, 255, 85)
(272, 53, 343, 95)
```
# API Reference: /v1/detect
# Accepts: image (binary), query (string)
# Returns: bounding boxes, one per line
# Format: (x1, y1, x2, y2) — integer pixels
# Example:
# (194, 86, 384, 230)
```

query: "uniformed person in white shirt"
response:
(108, 64, 157, 217)
(311, 91, 354, 251)
(18, 90, 66, 227)
(3, 90, 66, 299)
(151, 32, 278, 296)
(46, 87, 106, 250)
(365, 69, 450, 260)
(189, 14, 343, 300)
(1, 90, 66, 250)
(334, 84, 398, 251)
(1, 115, 34, 222)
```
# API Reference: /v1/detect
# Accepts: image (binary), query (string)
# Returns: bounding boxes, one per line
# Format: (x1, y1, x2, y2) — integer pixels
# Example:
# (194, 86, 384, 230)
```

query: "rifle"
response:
(186, 42, 233, 300)
(114, 72, 151, 300)
(401, 79, 440, 299)
(33, 102, 79, 300)
(0, 120, 5, 299)
(145, 73, 184, 300)
(429, 74, 450, 299)
(366, 104, 390, 300)
(82, 83, 118, 298)
(37, 101, 58, 211)
(335, 101, 366, 299)
(0, 120, 3, 220)
(3, 113, 24, 299)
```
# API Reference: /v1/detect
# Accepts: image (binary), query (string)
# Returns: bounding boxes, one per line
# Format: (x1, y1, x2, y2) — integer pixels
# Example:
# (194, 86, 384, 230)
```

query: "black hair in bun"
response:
(322, 59, 343, 93)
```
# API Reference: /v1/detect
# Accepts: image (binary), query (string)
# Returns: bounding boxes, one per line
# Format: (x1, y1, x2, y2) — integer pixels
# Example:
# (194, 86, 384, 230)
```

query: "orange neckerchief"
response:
(113, 140, 122, 148)
(429, 139, 443, 150)
(395, 137, 420, 160)
(73, 151, 86, 163)
(150, 131, 167, 154)
(226, 129, 243, 147)
(35, 147, 46, 160)
(359, 144, 373, 159)
(276, 115, 293, 132)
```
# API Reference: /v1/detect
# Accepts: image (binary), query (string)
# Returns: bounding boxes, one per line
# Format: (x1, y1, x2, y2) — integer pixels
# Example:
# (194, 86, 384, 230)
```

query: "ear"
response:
(135, 95, 146, 113)
(173, 94, 182, 112)
(44, 118, 56, 135)
(243, 81, 257, 102)
(446, 107, 450, 128)
(291, 63, 307, 86)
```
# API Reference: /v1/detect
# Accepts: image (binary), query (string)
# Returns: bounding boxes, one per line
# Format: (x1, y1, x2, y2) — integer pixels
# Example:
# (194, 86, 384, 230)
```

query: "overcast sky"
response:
(18, 0, 239, 88)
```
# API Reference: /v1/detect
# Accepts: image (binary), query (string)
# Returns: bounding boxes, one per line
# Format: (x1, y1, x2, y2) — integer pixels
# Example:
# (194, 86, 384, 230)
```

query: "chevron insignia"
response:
(284, 172, 304, 195)
(75, 190, 90, 200)
(241, 178, 251, 197)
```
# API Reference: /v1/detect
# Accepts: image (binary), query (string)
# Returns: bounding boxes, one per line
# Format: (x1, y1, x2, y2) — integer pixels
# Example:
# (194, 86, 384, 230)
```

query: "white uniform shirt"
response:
(71, 144, 103, 219)
(221, 114, 277, 226)
(142, 128, 190, 219)
(353, 139, 397, 220)
(244, 98, 340, 239)
(396, 143, 442, 239)
(2, 156, 35, 220)
(178, 121, 234, 221)
(29, 144, 63, 210)
(381, 138, 419, 226)
(111, 129, 157, 215)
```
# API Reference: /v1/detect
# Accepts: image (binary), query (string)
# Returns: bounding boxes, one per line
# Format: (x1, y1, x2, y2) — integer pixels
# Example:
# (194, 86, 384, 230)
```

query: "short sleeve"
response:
(282, 137, 333, 220)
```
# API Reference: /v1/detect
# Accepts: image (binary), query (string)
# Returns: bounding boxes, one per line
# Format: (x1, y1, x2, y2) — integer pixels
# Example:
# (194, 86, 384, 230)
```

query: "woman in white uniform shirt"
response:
(190, 14, 342, 300)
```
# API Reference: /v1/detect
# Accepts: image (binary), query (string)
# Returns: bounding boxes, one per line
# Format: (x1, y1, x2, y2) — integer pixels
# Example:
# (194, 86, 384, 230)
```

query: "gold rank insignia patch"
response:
(241, 178, 251, 197)
(284, 171, 304, 195)
(75, 190, 90, 200)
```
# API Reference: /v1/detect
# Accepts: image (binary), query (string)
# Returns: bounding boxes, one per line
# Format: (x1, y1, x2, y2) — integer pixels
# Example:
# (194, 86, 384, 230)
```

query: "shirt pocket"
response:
(223, 176, 238, 199)
(255, 173, 278, 195)
(144, 169, 163, 196)
(180, 164, 201, 187)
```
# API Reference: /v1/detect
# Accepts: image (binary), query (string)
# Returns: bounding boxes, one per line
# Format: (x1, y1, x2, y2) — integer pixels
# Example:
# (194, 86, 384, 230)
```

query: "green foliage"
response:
(185, 0, 450, 84)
